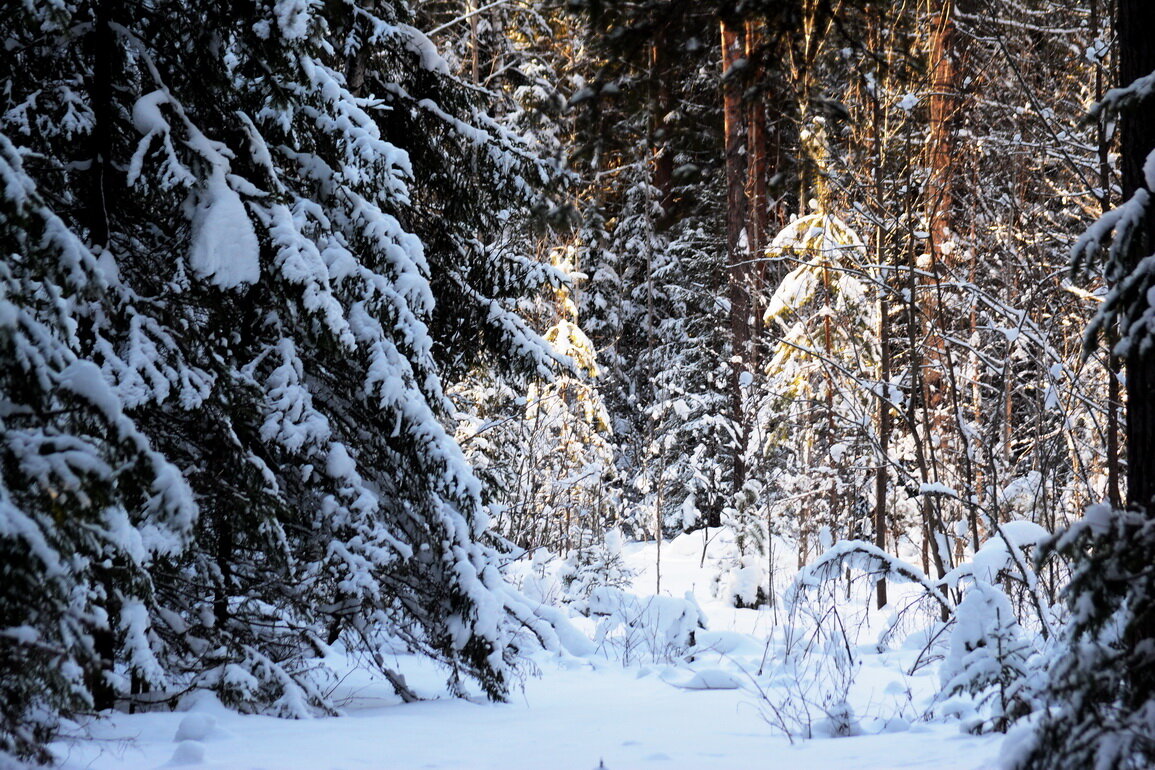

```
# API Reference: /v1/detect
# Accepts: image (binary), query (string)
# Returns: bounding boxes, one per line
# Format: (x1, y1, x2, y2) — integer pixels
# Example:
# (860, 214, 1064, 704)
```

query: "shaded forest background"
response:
(444, 0, 1119, 597)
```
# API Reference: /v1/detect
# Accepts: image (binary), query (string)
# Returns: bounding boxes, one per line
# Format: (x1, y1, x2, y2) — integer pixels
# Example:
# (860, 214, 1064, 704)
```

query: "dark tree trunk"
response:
(1092, 0, 1122, 510)
(868, 12, 890, 610)
(1119, 0, 1155, 511)
(721, 16, 750, 517)
(85, 1, 118, 249)
(85, 2, 120, 711)
(651, 27, 674, 230)
(745, 16, 769, 324)
(875, 251, 891, 609)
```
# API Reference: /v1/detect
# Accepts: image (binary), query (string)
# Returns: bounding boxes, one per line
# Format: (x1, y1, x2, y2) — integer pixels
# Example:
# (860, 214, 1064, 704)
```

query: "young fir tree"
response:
(741, 213, 878, 581)
(561, 0, 742, 538)
(2, 0, 560, 757)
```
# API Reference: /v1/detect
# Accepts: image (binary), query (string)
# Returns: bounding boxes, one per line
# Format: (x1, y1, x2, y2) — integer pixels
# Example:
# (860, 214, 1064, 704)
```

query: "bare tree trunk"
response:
(1093, 0, 1121, 509)
(867, 13, 891, 610)
(875, 251, 892, 609)
(927, 0, 958, 265)
(921, 0, 975, 566)
(922, 0, 957, 424)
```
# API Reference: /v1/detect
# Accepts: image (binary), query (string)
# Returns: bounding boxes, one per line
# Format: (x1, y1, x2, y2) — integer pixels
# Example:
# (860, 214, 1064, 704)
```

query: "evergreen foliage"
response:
(1012, 58, 1155, 768)
(1011, 506, 1155, 768)
(0, 133, 195, 763)
(1, 0, 559, 760)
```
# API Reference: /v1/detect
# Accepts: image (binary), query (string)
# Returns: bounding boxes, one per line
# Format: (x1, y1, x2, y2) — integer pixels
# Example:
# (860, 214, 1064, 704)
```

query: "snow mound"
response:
(661, 668, 742, 691)
(167, 740, 206, 765)
(174, 713, 217, 742)
(686, 630, 763, 658)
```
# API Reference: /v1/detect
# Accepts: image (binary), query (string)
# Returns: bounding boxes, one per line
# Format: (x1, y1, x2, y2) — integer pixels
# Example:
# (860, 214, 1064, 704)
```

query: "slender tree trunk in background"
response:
(1119, 0, 1155, 511)
(652, 28, 674, 230)
(927, 0, 957, 265)
(922, 0, 957, 425)
(86, 2, 116, 250)
(214, 508, 234, 629)
(722, 16, 749, 519)
(792, 0, 823, 209)
(468, 0, 481, 83)
(645, 41, 665, 583)
(876, 262, 891, 609)
(1093, 0, 1121, 509)
(866, 14, 891, 610)
(918, 0, 973, 567)
(745, 16, 769, 369)
(1108, 343, 1122, 507)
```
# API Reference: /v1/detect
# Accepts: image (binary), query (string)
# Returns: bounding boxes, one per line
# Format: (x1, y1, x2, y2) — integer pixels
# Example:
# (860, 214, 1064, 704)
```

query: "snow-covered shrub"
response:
(752, 602, 862, 743)
(713, 547, 772, 610)
(499, 530, 633, 609)
(559, 529, 635, 604)
(713, 482, 772, 608)
(785, 526, 1057, 738)
(585, 588, 706, 665)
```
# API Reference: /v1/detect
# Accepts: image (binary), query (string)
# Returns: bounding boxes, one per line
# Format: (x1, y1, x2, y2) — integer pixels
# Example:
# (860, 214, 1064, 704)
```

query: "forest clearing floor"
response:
(51, 533, 1007, 770)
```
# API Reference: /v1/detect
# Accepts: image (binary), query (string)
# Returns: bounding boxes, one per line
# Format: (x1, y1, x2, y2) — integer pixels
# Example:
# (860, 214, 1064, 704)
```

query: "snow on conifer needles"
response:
(1, 0, 563, 761)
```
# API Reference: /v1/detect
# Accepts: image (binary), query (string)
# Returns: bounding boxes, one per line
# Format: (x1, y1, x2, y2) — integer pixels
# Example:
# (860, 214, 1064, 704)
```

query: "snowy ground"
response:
(51, 532, 1006, 770)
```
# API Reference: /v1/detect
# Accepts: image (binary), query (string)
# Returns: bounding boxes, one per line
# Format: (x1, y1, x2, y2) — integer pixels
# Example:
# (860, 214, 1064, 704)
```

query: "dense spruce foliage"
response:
(1, 0, 562, 761)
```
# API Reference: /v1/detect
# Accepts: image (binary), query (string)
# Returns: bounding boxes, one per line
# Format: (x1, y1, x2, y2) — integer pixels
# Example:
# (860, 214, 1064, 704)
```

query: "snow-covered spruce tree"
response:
(557, 0, 739, 540)
(637, 222, 735, 539)
(2, 0, 561, 736)
(0, 138, 195, 761)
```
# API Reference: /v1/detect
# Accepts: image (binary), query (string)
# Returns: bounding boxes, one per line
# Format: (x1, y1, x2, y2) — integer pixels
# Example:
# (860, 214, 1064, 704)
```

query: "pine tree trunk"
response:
(927, 0, 957, 266)
(922, 0, 957, 425)
(920, 0, 971, 570)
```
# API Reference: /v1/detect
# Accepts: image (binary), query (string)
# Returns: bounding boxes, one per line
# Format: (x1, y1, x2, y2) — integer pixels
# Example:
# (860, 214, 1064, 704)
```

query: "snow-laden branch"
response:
(787, 540, 953, 615)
